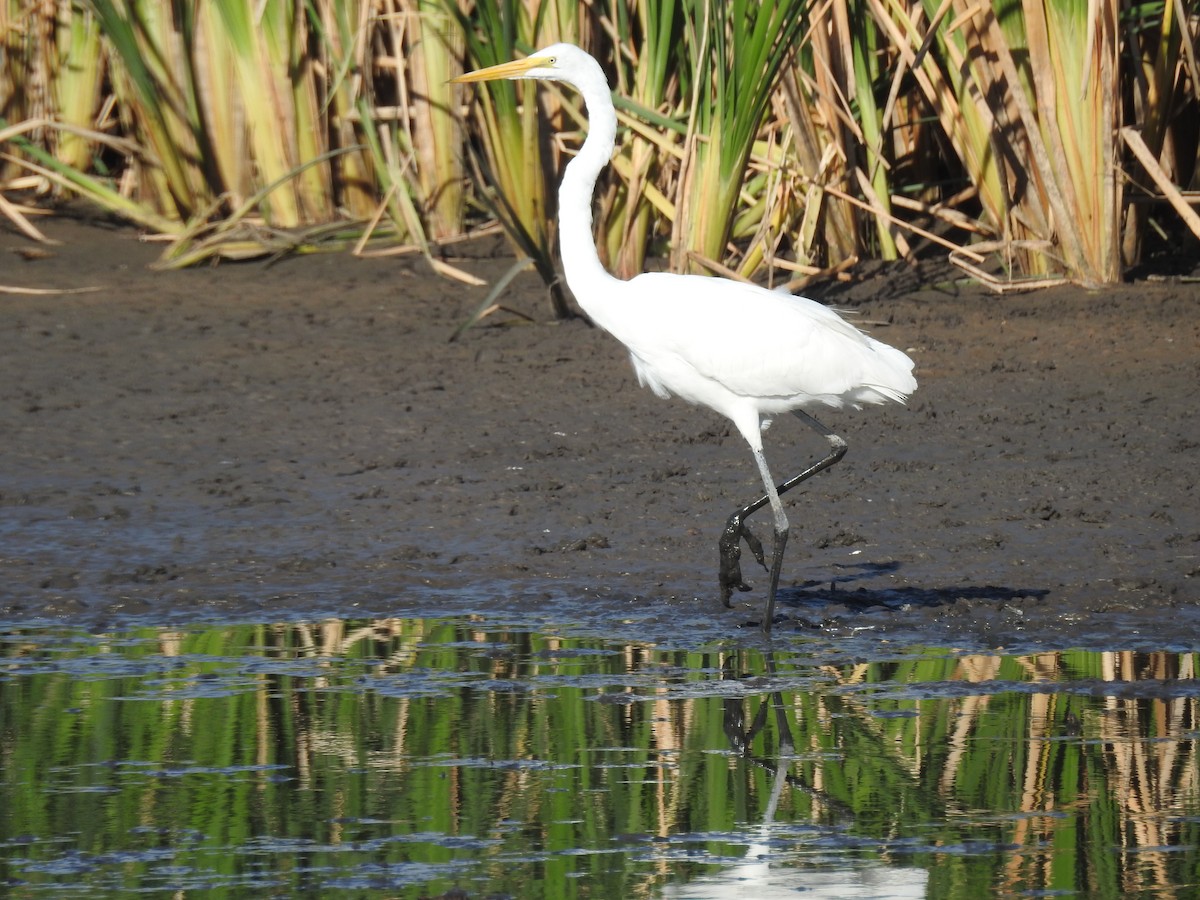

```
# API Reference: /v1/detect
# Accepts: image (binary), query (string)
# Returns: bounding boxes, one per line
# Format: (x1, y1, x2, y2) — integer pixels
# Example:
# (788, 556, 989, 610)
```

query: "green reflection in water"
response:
(1, 620, 1198, 898)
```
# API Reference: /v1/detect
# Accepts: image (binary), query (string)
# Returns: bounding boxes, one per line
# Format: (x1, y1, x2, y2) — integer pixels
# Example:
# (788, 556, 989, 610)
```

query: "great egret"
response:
(454, 44, 917, 633)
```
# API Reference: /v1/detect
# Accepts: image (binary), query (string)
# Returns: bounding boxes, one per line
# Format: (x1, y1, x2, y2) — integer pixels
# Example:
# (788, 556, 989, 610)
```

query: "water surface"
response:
(2, 616, 1198, 898)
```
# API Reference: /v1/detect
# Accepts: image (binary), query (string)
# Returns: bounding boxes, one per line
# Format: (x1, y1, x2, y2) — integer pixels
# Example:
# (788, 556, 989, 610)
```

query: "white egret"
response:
(454, 44, 916, 633)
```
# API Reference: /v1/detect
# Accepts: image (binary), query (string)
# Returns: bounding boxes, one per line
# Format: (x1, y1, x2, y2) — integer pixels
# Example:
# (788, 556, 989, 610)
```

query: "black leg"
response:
(718, 411, 848, 633)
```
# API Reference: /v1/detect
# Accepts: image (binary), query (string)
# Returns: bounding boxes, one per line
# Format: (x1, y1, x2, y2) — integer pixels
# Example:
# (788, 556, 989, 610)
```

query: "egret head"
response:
(451, 42, 596, 86)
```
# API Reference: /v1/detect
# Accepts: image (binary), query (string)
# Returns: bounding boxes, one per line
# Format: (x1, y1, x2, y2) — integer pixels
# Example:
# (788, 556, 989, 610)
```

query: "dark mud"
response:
(2, 218, 1197, 650)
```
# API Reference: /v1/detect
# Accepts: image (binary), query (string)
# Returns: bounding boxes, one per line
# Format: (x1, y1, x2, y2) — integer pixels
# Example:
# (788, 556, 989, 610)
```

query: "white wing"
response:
(605, 273, 915, 412)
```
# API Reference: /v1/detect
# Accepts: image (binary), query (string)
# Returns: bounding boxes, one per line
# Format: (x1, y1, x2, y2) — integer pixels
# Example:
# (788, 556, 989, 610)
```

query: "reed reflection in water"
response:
(1, 618, 1197, 898)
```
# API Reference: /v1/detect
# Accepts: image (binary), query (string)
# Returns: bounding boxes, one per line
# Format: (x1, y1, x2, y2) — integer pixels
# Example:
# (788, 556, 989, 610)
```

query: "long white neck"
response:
(556, 71, 623, 315)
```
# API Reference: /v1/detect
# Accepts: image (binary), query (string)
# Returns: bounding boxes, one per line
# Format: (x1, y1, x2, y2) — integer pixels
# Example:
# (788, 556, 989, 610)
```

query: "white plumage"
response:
(618, 273, 914, 410)
(454, 43, 916, 633)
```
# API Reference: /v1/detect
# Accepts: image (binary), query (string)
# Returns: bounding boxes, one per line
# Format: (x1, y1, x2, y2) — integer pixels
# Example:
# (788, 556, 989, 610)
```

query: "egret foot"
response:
(718, 513, 767, 606)
(760, 526, 789, 633)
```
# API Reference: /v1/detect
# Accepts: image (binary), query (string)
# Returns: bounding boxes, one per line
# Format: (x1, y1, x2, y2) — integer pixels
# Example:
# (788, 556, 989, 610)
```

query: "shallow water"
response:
(2, 615, 1198, 898)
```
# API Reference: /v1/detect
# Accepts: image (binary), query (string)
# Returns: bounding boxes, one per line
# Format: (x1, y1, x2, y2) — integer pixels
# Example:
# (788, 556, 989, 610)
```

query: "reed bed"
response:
(1, 0, 1196, 298)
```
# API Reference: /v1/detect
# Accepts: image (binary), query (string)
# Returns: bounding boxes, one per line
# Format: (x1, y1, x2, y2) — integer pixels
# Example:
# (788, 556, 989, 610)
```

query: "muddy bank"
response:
(1, 218, 1197, 649)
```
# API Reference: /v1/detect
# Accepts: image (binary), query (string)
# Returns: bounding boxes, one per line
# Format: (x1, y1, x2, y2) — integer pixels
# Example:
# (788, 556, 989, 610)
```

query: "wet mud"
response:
(1, 218, 1197, 650)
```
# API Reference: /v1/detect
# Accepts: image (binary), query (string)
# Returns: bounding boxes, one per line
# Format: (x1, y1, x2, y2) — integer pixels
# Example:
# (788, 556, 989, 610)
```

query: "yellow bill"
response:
(451, 55, 552, 84)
